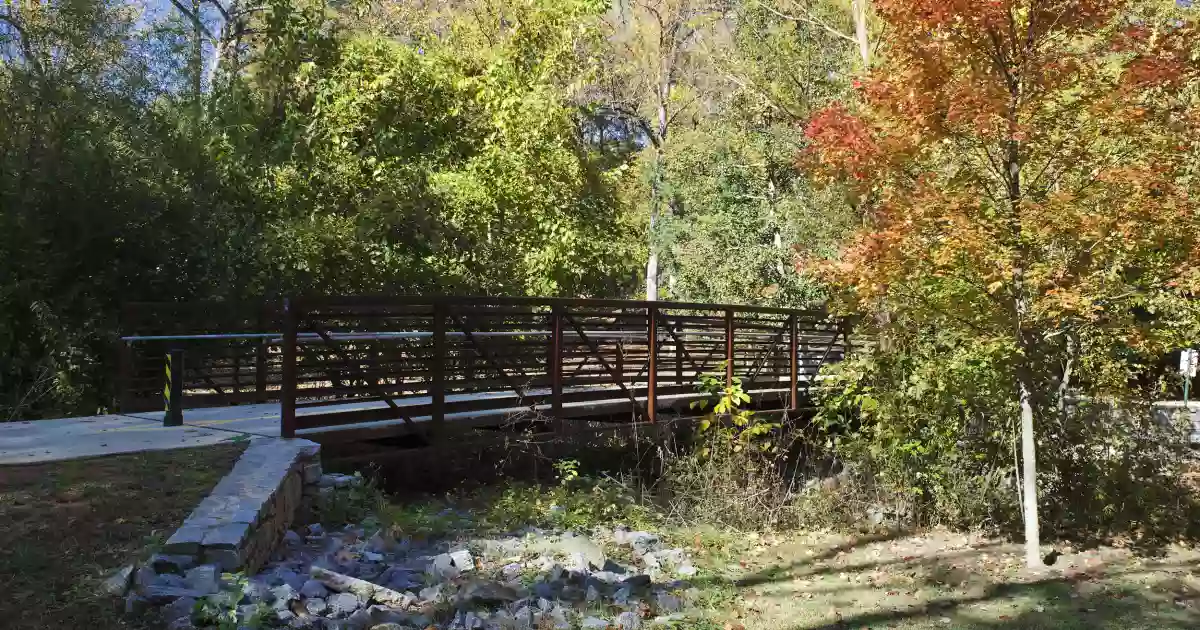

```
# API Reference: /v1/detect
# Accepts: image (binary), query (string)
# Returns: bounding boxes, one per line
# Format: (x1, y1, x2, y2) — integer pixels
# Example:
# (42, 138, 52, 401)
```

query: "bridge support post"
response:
(432, 301, 446, 439)
(647, 306, 658, 423)
(550, 304, 564, 431)
(281, 299, 297, 438)
(164, 348, 184, 427)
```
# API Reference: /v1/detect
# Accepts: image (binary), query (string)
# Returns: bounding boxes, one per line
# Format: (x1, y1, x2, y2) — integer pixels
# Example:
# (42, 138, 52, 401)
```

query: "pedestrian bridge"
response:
(118, 296, 854, 442)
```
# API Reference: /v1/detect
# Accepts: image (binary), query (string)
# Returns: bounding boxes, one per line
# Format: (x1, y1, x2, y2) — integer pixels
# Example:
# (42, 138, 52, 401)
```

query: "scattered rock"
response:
(601, 559, 628, 574)
(532, 581, 557, 599)
(327, 591, 362, 617)
(300, 579, 329, 598)
(501, 562, 522, 578)
(419, 584, 442, 603)
(143, 585, 205, 604)
(310, 566, 412, 608)
(124, 593, 152, 616)
(242, 578, 273, 603)
(616, 611, 642, 629)
(270, 584, 299, 610)
(620, 574, 652, 589)
(184, 564, 220, 595)
(620, 530, 662, 557)
(581, 617, 610, 629)
(348, 604, 419, 628)
(151, 554, 196, 575)
(450, 549, 474, 571)
(101, 564, 136, 597)
(284, 530, 304, 546)
(164, 595, 197, 623)
(456, 578, 520, 607)
(655, 591, 682, 613)
(675, 564, 698, 577)
(556, 532, 606, 568)
(304, 597, 328, 615)
(166, 616, 196, 630)
(428, 553, 459, 579)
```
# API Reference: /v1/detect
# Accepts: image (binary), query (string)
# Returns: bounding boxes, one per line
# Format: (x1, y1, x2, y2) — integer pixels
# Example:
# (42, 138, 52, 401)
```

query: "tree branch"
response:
(168, 0, 218, 41)
(757, 1, 857, 44)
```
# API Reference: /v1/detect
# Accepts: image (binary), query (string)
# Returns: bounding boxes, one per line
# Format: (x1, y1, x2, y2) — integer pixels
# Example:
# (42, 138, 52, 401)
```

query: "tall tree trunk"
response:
(852, 0, 870, 66)
(191, 0, 203, 107)
(646, 204, 659, 301)
(1006, 102, 1042, 568)
(646, 86, 670, 301)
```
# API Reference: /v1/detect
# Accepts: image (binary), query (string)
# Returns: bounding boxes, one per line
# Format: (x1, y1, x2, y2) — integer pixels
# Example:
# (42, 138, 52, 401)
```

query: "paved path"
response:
(0, 414, 250, 465)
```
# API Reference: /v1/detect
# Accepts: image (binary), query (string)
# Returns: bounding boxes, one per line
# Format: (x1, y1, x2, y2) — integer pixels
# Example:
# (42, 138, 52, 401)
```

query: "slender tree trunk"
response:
(646, 206, 659, 301)
(1007, 117, 1042, 569)
(189, 0, 204, 126)
(852, 0, 870, 66)
(1018, 363, 1042, 567)
(646, 85, 670, 301)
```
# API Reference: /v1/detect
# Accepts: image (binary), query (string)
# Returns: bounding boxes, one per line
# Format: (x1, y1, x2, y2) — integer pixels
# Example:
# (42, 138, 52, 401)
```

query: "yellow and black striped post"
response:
(164, 349, 184, 426)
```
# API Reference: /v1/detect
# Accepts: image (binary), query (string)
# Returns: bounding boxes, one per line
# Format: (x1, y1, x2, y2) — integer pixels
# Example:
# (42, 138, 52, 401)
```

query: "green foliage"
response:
(658, 122, 852, 307)
(815, 327, 1200, 544)
(476, 460, 655, 532)
(314, 473, 385, 528)
(377, 463, 656, 537)
(691, 364, 779, 454)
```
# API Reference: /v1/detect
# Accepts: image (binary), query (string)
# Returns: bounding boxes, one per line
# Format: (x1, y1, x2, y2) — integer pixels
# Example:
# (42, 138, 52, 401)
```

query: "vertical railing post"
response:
(232, 349, 242, 398)
(725, 308, 735, 387)
(550, 304, 564, 431)
(432, 301, 447, 437)
(255, 339, 268, 403)
(789, 314, 799, 411)
(164, 348, 184, 427)
(647, 305, 658, 423)
(615, 340, 624, 386)
(674, 318, 684, 389)
(281, 298, 298, 438)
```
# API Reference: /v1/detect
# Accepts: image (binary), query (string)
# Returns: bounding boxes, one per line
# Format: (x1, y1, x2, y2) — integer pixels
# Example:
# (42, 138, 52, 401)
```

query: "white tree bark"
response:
(852, 0, 870, 66)
(1019, 377, 1042, 567)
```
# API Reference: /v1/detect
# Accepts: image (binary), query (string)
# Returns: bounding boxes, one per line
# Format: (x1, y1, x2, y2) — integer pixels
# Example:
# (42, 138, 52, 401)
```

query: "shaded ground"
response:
(365, 477, 1200, 630)
(0, 443, 246, 630)
(682, 528, 1200, 630)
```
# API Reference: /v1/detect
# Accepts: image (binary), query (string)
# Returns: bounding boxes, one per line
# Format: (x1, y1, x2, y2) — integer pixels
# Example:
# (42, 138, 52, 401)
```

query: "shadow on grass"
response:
(785, 567, 1200, 630)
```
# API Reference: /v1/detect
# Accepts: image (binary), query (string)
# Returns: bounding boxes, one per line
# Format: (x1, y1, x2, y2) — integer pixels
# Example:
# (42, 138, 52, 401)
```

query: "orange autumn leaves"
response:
(799, 0, 1200, 335)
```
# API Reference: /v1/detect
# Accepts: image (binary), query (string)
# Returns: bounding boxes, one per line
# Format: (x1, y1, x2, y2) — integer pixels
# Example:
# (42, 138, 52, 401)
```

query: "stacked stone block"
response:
(161, 438, 321, 574)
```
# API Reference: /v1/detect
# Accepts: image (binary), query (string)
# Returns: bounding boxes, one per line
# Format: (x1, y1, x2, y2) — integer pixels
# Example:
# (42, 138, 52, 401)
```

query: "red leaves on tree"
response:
(798, 0, 1200, 338)
(802, 104, 880, 183)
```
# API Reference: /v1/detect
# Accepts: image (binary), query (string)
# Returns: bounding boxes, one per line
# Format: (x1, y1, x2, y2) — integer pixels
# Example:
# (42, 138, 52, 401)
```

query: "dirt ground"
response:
(684, 528, 1200, 630)
(0, 443, 245, 630)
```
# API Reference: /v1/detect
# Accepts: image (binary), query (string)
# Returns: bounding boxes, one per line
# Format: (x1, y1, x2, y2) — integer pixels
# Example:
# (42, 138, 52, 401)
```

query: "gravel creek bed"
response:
(118, 478, 705, 629)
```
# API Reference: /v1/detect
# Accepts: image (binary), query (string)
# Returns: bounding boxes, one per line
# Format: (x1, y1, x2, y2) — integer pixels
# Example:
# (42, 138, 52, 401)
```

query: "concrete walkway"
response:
(0, 414, 253, 465)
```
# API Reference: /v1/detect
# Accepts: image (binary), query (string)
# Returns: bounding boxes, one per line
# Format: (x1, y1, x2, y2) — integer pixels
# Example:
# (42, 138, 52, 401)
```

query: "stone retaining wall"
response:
(161, 437, 322, 574)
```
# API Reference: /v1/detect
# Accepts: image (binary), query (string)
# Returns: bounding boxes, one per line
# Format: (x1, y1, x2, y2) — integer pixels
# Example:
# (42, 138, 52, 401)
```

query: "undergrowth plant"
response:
(654, 364, 801, 530)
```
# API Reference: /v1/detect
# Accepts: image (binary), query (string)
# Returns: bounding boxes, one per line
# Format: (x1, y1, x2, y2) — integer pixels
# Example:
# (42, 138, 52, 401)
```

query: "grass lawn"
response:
(682, 528, 1200, 630)
(0, 444, 245, 630)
